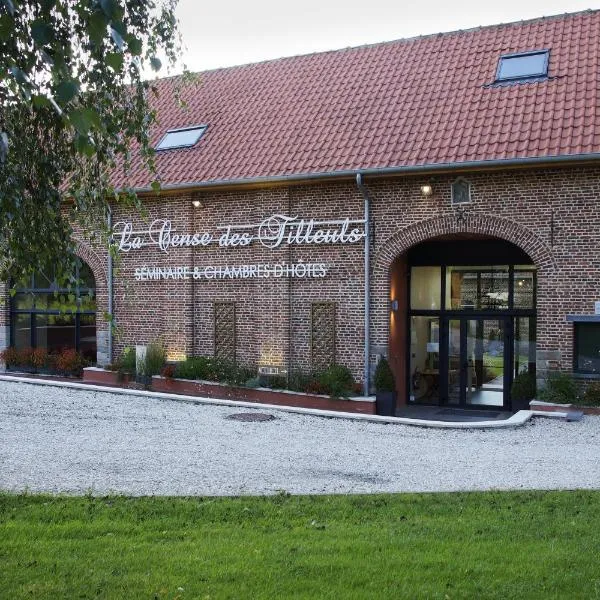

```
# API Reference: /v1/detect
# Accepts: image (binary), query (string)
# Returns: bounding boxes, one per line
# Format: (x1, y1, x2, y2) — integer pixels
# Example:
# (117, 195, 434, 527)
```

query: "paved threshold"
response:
(0, 374, 538, 429)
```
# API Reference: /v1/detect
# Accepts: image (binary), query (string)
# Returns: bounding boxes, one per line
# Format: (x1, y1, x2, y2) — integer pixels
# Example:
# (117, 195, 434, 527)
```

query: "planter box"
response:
(83, 367, 132, 386)
(7, 365, 81, 378)
(152, 376, 376, 414)
(530, 400, 600, 416)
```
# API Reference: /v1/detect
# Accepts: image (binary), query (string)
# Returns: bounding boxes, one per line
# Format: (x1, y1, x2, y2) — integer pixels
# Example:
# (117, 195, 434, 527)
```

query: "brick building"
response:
(2, 10, 600, 411)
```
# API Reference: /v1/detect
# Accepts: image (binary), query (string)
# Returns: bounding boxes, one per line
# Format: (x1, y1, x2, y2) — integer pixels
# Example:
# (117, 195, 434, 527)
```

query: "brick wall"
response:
(2, 165, 600, 389)
(0, 280, 8, 369)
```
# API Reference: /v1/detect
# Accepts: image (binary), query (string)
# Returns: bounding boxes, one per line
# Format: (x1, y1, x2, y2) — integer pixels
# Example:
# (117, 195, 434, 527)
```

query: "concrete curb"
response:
(0, 374, 537, 429)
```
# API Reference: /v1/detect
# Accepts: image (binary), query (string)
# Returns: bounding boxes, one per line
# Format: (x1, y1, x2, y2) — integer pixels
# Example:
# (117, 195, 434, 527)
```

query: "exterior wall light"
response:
(390, 299, 399, 311)
(420, 184, 433, 197)
(192, 199, 202, 208)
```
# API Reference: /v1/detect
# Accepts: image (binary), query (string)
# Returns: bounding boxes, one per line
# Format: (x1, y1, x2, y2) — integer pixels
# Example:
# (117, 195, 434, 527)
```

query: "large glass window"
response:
(406, 248, 537, 409)
(409, 316, 440, 404)
(446, 266, 509, 310)
(574, 324, 600, 374)
(410, 267, 441, 310)
(10, 260, 97, 361)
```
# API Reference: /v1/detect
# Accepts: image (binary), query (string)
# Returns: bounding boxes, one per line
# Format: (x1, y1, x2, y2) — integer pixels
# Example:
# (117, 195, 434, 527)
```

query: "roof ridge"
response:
(151, 7, 599, 81)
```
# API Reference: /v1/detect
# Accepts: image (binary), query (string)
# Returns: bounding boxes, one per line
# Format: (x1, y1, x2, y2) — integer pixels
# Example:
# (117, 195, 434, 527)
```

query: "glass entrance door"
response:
(443, 317, 508, 408)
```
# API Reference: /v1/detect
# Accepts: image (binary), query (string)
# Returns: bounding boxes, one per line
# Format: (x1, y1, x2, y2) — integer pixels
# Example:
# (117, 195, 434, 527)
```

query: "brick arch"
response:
(374, 213, 556, 274)
(73, 239, 107, 288)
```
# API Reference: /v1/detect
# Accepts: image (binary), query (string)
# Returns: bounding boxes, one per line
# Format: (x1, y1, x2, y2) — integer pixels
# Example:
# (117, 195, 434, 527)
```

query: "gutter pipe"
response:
(129, 153, 600, 194)
(107, 205, 113, 365)
(355, 173, 371, 397)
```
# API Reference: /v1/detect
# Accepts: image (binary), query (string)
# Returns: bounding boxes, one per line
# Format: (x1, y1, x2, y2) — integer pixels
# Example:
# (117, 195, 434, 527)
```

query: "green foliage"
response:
(220, 362, 256, 387)
(374, 357, 395, 392)
(583, 382, 600, 407)
(140, 340, 166, 377)
(259, 375, 287, 390)
(287, 370, 315, 393)
(511, 371, 537, 402)
(2, 491, 600, 599)
(117, 346, 136, 374)
(244, 376, 261, 389)
(174, 356, 213, 380)
(171, 357, 358, 398)
(173, 356, 256, 386)
(0, 0, 181, 283)
(316, 364, 355, 398)
(539, 371, 579, 404)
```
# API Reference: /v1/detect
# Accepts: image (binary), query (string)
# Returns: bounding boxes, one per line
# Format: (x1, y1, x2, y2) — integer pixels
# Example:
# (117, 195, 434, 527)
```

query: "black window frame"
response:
(573, 322, 600, 375)
(9, 262, 97, 358)
(495, 49, 550, 83)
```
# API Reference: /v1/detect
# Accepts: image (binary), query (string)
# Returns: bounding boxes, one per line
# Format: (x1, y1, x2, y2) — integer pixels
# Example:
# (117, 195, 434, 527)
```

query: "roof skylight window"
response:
(496, 50, 549, 82)
(155, 125, 207, 150)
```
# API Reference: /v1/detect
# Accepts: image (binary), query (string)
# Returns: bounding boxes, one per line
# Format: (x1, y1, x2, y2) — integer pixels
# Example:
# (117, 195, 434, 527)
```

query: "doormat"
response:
(437, 409, 502, 419)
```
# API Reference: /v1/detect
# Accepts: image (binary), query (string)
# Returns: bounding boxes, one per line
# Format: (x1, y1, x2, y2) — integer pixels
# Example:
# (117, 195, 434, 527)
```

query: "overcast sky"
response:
(173, 0, 600, 72)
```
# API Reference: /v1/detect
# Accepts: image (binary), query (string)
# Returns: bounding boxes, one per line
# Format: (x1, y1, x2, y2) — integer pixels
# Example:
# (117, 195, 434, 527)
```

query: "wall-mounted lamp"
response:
(390, 299, 399, 311)
(420, 183, 433, 198)
(192, 199, 202, 208)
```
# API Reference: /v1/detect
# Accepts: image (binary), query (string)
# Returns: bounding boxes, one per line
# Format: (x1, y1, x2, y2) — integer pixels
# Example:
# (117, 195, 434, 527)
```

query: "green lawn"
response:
(1, 491, 599, 599)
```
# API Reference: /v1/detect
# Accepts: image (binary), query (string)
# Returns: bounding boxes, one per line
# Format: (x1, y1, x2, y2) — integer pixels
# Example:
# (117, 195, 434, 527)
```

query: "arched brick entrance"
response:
(371, 214, 555, 409)
(73, 239, 110, 365)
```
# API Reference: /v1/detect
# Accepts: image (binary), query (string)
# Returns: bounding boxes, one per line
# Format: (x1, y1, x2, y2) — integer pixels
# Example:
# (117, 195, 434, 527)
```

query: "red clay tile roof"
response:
(114, 9, 600, 190)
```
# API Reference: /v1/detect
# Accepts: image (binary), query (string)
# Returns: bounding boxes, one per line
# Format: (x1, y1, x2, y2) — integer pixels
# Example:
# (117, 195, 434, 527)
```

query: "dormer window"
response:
(155, 125, 207, 151)
(496, 50, 549, 82)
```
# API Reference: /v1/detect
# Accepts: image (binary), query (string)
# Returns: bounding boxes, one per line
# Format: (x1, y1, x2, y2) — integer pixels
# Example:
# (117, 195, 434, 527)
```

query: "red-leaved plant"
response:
(16, 347, 34, 368)
(31, 347, 49, 369)
(161, 364, 176, 379)
(54, 348, 86, 377)
(0, 346, 20, 366)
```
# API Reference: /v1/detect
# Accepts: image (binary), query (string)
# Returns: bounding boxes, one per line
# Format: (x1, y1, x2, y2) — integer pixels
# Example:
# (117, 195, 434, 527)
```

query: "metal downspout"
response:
(107, 205, 113, 364)
(356, 173, 370, 397)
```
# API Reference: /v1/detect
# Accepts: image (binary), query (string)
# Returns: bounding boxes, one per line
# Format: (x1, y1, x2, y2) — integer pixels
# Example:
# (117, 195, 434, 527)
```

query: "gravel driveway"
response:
(1, 380, 599, 496)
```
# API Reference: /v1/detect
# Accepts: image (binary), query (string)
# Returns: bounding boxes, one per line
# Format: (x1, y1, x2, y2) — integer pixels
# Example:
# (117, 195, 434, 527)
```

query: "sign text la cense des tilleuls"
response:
(112, 214, 366, 281)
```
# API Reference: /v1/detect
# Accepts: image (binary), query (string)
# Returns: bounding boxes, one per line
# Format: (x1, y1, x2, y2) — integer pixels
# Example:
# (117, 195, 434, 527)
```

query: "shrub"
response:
(141, 341, 166, 377)
(1, 346, 20, 367)
(16, 347, 34, 368)
(174, 356, 213, 380)
(119, 347, 137, 374)
(287, 370, 314, 393)
(55, 348, 86, 376)
(260, 374, 287, 390)
(511, 371, 536, 403)
(173, 356, 256, 386)
(161, 364, 176, 379)
(539, 371, 579, 404)
(305, 379, 327, 395)
(374, 358, 395, 393)
(583, 382, 600, 407)
(31, 347, 49, 370)
(317, 364, 355, 398)
(222, 363, 257, 386)
(245, 376, 261, 388)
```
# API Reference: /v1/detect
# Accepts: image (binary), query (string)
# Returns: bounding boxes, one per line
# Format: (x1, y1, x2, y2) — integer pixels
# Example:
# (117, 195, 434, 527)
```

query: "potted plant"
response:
(137, 340, 166, 387)
(374, 357, 396, 416)
(510, 371, 536, 411)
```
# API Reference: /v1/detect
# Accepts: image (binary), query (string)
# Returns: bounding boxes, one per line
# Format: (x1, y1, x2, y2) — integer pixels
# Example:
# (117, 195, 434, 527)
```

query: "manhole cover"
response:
(226, 412, 276, 422)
